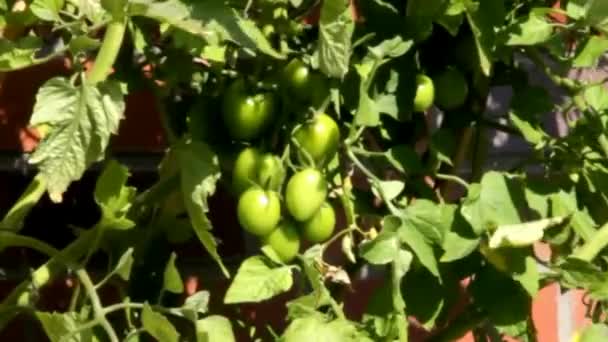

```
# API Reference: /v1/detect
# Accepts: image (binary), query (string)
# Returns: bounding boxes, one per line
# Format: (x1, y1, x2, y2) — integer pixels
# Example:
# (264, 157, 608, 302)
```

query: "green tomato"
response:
(294, 113, 340, 166)
(232, 147, 262, 195)
(263, 221, 301, 263)
(237, 187, 281, 236)
(283, 59, 311, 101)
(222, 79, 275, 141)
(300, 203, 336, 243)
(285, 168, 327, 221)
(232, 147, 284, 194)
(413, 74, 435, 112)
(434, 67, 469, 110)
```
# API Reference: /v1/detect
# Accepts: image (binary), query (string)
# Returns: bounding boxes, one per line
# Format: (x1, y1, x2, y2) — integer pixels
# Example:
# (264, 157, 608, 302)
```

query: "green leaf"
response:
(386, 145, 423, 174)
(29, 78, 125, 203)
(94, 160, 136, 230)
(510, 85, 553, 118)
(224, 256, 293, 304)
(440, 205, 479, 262)
(430, 129, 456, 166)
(69, 35, 101, 54)
(359, 231, 400, 265)
(372, 180, 404, 201)
(36, 312, 95, 342)
(0, 174, 46, 232)
(282, 316, 373, 342)
(77, 0, 106, 23)
(130, 0, 284, 59)
(402, 266, 445, 329)
(461, 172, 522, 235)
(181, 290, 210, 322)
(489, 216, 569, 248)
(0, 36, 61, 71)
(510, 112, 545, 146)
(465, 0, 503, 75)
(404, 199, 446, 245)
(559, 258, 608, 300)
(142, 303, 180, 342)
(196, 315, 235, 342)
(115, 247, 134, 281)
(574, 36, 608, 67)
(504, 14, 553, 46)
(175, 140, 228, 277)
(584, 84, 608, 111)
(30, 0, 64, 21)
(385, 216, 440, 277)
(317, 0, 354, 78)
(163, 252, 184, 294)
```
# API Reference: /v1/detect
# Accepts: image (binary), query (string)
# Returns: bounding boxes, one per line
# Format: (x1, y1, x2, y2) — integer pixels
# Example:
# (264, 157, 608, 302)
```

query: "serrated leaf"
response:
(489, 216, 568, 248)
(163, 252, 183, 294)
(440, 205, 480, 262)
(385, 216, 439, 277)
(182, 291, 210, 322)
(574, 36, 608, 67)
(317, 0, 354, 78)
(130, 0, 284, 59)
(30, 0, 64, 21)
(78, 0, 106, 23)
(29, 77, 125, 203)
(404, 199, 446, 244)
(94, 160, 136, 230)
(175, 141, 228, 277)
(224, 256, 293, 304)
(142, 303, 180, 342)
(36, 312, 95, 342)
(196, 315, 235, 342)
(368, 36, 413, 59)
(505, 14, 553, 46)
(282, 316, 373, 342)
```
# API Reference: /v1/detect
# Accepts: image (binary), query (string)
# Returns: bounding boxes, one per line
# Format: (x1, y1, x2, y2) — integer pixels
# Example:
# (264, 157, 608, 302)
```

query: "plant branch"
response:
(86, 19, 127, 85)
(434, 173, 470, 190)
(75, 269, 119, 342)
(573, 221, 608, 262)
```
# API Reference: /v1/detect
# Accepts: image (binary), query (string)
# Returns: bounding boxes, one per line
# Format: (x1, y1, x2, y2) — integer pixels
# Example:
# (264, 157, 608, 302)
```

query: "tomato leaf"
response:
(30, 0, 64, 21)
(130, 0, 284, 59)
(510, 112, 546, 146)
(465, 0, 503, 75)
(404, 199, 446, 245)
(0, 36, 63, 71)
(182, 291, 210, 322)
(489, 216, 569, 248)
(175, 140, 228, 277)
(317, 0, 354, 78)
(36, 312, 95, 342)
(385, 215, 440, 277)
(573, 36, 608, 67)
(359, 231, 400, 265)
(196, 315, 236, 342)
(163, 252, 184, 294)
(578, 324, 608, 342)
(584, 83, 608, 111)
(115, 247, 134, 281)
(504, 14, 553, 46)
(440, 205, 480, 262)
(94, 160, 136, 230)
(282, 316, 373, 342)
(224, 256, 293, 304)
(461, 172, 523, 235)
(558, 258, 608, 301)
(28, 77, 125, 203)
(142, 303, 180, 342)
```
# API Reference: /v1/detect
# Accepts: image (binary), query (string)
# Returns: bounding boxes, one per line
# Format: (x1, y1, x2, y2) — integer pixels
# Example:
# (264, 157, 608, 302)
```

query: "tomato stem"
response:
(574, 221, 608, 262)
(87, 18, 127, 85)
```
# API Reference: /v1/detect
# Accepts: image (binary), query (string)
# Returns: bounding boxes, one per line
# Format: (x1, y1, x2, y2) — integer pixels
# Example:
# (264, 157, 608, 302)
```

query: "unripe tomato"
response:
(283, 59, 311, 101)
(434, 67, 469, 110)
(222, 79, 275, 141)
(232, 147, 284, 194)
(263, 221, 301, 263)
(285, 168, 327, 221)
(237, 187, 281, 236)
(232, 147, 262, 195)
(294, 113, 340, 166)
(300, 203, 336, 243)
(413, 74, 435, 112)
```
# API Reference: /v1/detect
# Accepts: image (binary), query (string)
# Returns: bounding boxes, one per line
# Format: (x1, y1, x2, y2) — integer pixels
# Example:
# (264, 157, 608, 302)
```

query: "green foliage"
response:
(3, 0, 608, 340)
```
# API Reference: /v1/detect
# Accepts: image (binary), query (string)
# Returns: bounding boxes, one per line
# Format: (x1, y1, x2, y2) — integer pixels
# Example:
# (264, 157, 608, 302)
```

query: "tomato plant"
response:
(3, 0, 608, 341)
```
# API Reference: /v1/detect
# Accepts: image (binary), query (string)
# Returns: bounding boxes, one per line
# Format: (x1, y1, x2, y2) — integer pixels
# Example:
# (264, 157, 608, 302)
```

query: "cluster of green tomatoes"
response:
(222, 60, 340, 264)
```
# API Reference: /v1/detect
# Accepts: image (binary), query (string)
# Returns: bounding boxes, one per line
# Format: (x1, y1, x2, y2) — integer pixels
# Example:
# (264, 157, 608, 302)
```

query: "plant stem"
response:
(75, 269, 119, 342)
(86, 19, 127, 85)
(574, 221, 608, 262)
(321, 226, 364, 254)
(434, 173, 470, 190)
(0, 232, 59, 256)
(0, 174, 47, 233)
(345, 147, 399, 215)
